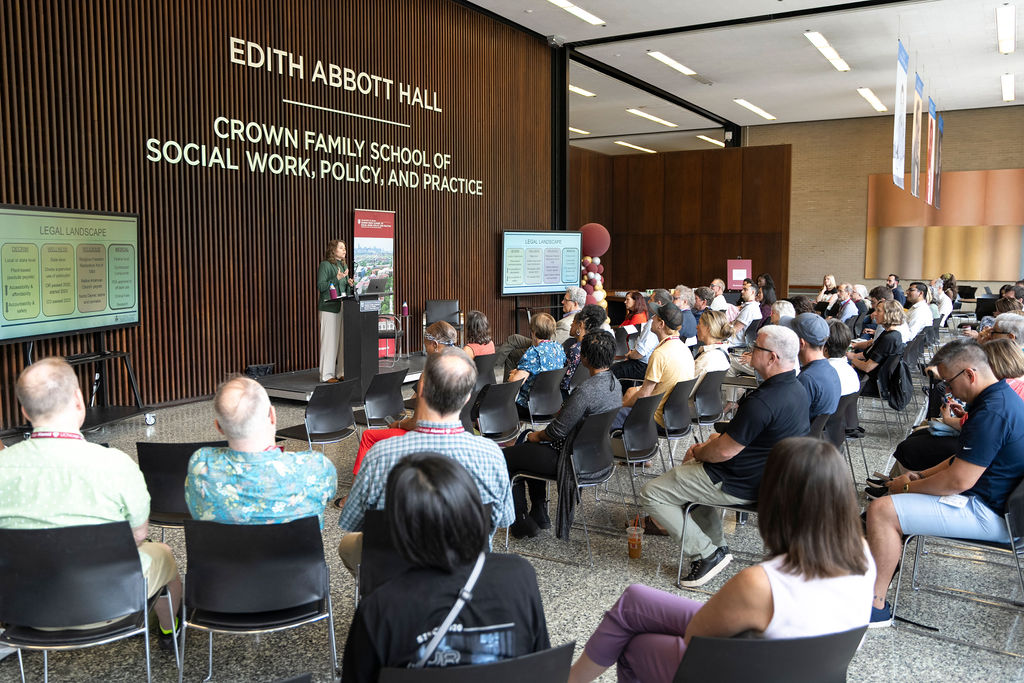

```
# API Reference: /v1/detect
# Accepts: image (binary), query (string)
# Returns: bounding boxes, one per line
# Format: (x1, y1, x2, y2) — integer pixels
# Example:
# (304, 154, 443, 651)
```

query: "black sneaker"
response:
(529, 504, 551, 530)
(157, 630, 178, 655)
(678, 546, 733, 587)
(509, 514, 540, 539)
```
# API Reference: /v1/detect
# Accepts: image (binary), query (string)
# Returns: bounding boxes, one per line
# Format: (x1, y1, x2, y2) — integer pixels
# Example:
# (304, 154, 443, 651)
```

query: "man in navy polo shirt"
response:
(790, 313, 841, 421)
(866, 339, 1024, 627)
(639, 325, 810, 587)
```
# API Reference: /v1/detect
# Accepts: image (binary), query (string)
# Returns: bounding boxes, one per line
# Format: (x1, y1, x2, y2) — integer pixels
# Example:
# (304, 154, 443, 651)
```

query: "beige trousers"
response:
(319, 310, 345, 381)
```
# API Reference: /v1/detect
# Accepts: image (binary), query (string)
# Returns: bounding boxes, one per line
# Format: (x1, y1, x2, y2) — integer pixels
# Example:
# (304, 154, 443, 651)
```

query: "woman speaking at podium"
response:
(317, 239, 354, 383)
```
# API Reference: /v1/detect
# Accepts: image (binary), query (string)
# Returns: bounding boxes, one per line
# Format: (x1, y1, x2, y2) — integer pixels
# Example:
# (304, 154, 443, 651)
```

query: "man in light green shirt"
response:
(0, 358, 181, 644)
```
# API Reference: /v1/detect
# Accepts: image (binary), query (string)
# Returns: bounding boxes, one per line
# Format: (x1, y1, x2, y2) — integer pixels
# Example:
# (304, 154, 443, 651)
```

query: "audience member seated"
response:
(815, 274, 839, 313)
(509, 313, 567, 419)
(638, 326, 810, 586)
(770, 299, 796, 325)
(463, 310, 495, 358)
(0, 358, 182, 649)
(561, 304, 610, 396)
(904, 282, 932, 340)
(728, 281, 762, 346)
(612, 290, 673, 386)
(569, 437, 874, 683)
(886, 273, 906, 305)
(857, 285, 894, 340)
(756, 272, 775, 291)
(1002, 284, 1024, 300)
(929, 279, 953, 324)
(756, 285, 776, 330)
(968, 299, 1024, 338)
(504, 332, 621, 539)
(787, 295, 816, 317)
(338, 349, 515, 574)
(791, 314, 841, 421)
(851, 284, 870, 318)
(692, 286, 714, 324)
(825, 320, 861, 397)
(693, 310, 732, 377)
(495, 286, 583, 377)
(847, 300, 906, 396)
(620, 290, 650, 328)
(992, 313, 1024, 349)
(867, 339, 1024, 626)
(342, 453, 549, 681)
(613, 304, 694, 432)
(350, 320, 457, 478)
(827, 283, 858, 324)
(186, 376, 336, 527)
(671, 285, 699, 341)
(709, 278, 728, 311)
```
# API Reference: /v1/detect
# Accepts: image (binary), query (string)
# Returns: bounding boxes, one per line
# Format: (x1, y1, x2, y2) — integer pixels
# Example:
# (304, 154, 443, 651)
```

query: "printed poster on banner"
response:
(910, 74, 924, 198)
(934, 114, 944, 209)
(892, 41, 909, 189)
(353, 208, 395, 311)
(926, 98, 937, 205)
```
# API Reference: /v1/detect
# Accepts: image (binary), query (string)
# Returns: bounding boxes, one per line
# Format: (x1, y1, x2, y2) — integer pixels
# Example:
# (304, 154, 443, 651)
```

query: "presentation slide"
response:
(0, 206, 139, 343)
(501, 231, 582, 296)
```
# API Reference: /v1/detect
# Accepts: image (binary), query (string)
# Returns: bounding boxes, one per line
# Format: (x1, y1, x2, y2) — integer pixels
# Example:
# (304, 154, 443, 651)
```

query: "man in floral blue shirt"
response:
(509, 313, 567, 416)
(185, 377, 337, 527)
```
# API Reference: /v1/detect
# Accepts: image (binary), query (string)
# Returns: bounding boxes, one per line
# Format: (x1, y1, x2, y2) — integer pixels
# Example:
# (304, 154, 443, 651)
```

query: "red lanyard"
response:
(655, 335, 680, 351)
(30, 431, 85, 440)
(263, 444, 283, 453)
(415, 425, 465, 435)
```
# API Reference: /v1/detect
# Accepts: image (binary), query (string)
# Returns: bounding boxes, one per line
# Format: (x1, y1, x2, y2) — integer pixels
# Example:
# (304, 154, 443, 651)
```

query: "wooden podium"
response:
(343, 296, 383, 401)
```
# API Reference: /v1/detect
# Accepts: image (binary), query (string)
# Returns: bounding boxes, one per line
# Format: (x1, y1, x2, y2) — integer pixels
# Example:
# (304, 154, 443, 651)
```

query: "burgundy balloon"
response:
(584, 284, 595, 295)
(585, 263, 598, 273)
(585, 294, 598, 305)
(596, 264, 604, 274)
(578, 223, 611, 257)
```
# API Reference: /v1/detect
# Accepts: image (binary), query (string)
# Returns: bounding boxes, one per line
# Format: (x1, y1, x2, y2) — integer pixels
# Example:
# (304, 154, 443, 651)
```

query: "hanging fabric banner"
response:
(910, 73, 924, 198)
(892, 41, 909, 189)
(353, 209, 396, 356)
(925, 98, 937, 205)
(934, 114, 944, 209)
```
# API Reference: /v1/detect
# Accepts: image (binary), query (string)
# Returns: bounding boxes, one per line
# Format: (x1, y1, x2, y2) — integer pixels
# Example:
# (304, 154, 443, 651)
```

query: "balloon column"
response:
(578, 222, 611, 310)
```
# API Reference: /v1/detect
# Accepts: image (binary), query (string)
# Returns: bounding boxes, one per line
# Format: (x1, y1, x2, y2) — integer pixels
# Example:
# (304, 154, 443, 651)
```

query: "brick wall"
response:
(745, 106, 1024, 294)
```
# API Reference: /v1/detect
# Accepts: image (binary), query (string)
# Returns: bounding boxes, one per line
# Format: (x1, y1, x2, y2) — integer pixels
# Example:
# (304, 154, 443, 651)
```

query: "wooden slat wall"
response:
(569, 145, 791, 295)
(0, 0, 552, 429)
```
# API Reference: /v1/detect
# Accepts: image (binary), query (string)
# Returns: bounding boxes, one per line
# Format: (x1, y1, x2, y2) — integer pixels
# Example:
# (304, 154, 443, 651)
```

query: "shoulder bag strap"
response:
(412, 551, 487, 668)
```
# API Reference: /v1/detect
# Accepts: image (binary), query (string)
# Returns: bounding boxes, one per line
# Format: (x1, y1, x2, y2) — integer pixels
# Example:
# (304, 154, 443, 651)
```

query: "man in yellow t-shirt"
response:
(613, 304, 695, 429)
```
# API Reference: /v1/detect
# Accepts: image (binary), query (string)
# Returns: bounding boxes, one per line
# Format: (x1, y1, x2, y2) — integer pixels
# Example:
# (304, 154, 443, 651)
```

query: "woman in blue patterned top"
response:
(509, 313, 566, 419)
(562, 304, 613, 398)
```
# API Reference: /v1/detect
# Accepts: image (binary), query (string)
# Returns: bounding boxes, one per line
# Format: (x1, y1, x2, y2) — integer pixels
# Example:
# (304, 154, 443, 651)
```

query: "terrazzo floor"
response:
(3, 383, 1024, 682)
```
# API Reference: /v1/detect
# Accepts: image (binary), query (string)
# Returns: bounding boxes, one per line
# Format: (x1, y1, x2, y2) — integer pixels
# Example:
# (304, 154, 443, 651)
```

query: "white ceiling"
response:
(472, 0, 1024, 153)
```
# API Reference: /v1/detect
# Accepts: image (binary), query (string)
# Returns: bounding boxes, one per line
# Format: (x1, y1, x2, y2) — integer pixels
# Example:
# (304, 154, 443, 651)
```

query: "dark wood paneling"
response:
(0, 0, 551, 428)
(569, 147, 612, 230)
(701, 148, 744, 234)
(663, 151, 702, 236)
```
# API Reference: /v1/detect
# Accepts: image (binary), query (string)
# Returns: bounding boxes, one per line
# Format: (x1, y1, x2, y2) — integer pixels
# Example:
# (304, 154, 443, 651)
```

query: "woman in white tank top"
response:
(569, 437, 875, 683)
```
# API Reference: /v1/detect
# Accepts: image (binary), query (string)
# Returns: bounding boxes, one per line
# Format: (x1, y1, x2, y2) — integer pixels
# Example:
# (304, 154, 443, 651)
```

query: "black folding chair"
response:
(354, 369, 408, 427)
(277, 378, 359, 450)
(179, 517, 337, 683)
(136, 440, 227, 540)
(423, 299, 464, 348)
(378, 641, 574, 683)
(692, 370, 727, 441)
(473, 354, 498, 392)
(672, 626, 867, 682)
(526, 367, 568, 428)
(658, 377, 700, 468)
(825, 391, 868, 483)
(473, 379, 525, 444)
(0, 522, 180, 682)
(613, 327, 629, 358)
(612, 393, 664, 506)
(808, 412, 830, 440)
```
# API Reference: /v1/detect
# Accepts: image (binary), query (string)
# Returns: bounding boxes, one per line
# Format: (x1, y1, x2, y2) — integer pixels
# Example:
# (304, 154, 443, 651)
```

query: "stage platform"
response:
(259, 355, 425, 403)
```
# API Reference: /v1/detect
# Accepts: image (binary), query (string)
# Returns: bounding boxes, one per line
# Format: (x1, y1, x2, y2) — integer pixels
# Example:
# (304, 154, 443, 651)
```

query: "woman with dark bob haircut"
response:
(463, 310, 494, 359)
(342, 453, 549, 680)
(568, 437, 875, 683)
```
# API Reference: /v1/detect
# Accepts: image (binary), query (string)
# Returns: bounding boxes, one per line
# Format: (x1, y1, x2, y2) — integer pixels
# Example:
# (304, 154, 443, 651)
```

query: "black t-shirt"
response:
(705, 370, 810, 500)
(864, 329, 904, 376)
(342, 553, 550, 682)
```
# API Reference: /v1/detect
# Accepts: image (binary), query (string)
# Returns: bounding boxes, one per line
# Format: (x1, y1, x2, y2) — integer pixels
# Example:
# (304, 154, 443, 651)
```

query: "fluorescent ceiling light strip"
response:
(568, 126, 591, 135)
(733, 98, 777, 120)
(696, 135, 725, 147)
(997, 5, 1016, 54)
(614, 141, 656, 153)
(568, 84, 596, 97)
(626, 108, 678, 128)
(547, 0, 604, 25)
(647, 51, 696, 76)
(1003, 73, 1016, 101)
(856, 87, 888, 112)
(803, 30, 851, 72)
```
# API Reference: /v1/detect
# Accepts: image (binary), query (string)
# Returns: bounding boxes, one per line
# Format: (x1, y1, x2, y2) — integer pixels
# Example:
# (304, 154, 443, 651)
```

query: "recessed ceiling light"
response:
(696, 135, 725, 148)
(547, 0, 604, 26)
(569, 126, 591, 135)
(733, 98, 777, 120)
(1003, 73, 1016, 101)
(614, 141, 656, 153)
(856, 87, 888, 112)
(803, 31, 851, 71)
(626, 108, 678, 128)
(568, 84, 596, 97)
(997, 5, 1016, 54)
(647, 51, 697, 76)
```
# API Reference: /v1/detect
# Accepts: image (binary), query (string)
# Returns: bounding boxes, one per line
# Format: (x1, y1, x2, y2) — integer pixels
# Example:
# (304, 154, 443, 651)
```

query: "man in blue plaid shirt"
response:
(338, 347, 515, 573)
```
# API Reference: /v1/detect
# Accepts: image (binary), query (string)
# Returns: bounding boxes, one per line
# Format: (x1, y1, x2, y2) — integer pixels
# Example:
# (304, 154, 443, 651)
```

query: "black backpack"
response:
(878, 353, 913, 411)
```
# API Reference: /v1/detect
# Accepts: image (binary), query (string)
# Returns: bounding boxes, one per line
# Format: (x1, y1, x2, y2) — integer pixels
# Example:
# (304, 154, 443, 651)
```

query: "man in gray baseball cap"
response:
(791, 313, 841, 421)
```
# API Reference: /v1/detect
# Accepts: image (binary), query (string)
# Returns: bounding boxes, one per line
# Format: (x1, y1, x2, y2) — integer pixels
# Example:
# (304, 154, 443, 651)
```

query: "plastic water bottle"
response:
(329, 283, 338, 299)
(402, 301, 409, 316)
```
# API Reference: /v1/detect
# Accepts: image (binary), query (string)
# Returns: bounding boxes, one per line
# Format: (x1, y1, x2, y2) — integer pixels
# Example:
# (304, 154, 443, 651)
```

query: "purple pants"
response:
(583, 583, 703, 683)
